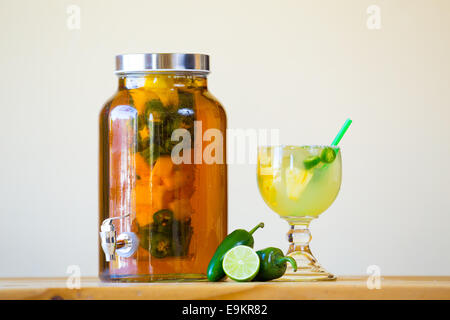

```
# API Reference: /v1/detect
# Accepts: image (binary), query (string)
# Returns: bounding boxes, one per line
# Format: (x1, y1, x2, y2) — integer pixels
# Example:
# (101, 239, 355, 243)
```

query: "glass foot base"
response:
(276, 258, 336, 282)
(280, 270, 336, 282)
(275, 258, 336, 282)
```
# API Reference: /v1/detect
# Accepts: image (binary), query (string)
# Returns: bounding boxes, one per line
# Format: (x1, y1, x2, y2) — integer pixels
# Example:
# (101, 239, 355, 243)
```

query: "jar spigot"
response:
(100, 215, 139, 262)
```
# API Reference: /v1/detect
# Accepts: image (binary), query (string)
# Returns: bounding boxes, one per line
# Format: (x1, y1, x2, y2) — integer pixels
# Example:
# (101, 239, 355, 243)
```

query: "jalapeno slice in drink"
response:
(320, 147, 336, 164)
(153, 209, 173, 233)
(150, 232, 172, 258)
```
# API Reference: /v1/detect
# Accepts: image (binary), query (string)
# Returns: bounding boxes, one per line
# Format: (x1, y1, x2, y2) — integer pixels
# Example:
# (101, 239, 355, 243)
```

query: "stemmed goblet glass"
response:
(257, 145, 342, 281)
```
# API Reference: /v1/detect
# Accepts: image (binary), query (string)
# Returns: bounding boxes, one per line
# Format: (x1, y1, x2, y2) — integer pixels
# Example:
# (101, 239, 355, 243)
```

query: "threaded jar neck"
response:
(118, 73, 208, 90)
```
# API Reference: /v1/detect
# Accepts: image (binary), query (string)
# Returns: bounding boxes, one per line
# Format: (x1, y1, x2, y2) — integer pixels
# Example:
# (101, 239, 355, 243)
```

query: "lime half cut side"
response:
(222, 245, 260, 282)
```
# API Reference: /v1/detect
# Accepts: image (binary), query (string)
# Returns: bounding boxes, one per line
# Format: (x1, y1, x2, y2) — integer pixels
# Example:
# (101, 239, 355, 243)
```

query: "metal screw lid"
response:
(115, 53, 210, 74)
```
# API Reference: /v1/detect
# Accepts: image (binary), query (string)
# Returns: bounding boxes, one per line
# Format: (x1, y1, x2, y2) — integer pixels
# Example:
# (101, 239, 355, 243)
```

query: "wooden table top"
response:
(1, 276, 449, 300)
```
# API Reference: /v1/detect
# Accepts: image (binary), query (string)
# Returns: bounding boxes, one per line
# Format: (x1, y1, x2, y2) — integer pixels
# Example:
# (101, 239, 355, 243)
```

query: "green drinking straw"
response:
(331, 118, 352, 148)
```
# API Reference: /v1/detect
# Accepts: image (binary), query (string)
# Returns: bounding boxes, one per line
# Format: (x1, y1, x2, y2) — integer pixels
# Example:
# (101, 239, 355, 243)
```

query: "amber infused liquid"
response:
(99, 74, 227, 281)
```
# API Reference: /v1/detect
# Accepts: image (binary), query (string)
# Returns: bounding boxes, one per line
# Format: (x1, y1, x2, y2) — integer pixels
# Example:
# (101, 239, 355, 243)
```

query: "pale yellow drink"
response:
(257, 145, 341, 222)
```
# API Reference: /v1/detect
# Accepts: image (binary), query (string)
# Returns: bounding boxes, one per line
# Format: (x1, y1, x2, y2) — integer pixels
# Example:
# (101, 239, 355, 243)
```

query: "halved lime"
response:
(222, 245, 260, 282)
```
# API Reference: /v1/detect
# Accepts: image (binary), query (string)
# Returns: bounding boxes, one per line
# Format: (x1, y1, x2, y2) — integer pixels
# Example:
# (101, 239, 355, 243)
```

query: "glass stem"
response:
(287, 221, 313, 257)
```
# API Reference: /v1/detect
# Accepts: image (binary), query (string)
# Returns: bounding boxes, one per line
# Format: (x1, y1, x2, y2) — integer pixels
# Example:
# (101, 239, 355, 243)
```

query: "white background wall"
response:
(0, 0, 449, 277)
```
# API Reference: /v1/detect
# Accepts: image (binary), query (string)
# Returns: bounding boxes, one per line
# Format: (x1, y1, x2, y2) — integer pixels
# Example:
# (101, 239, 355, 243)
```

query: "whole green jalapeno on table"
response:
(253, 247, 297, 281)
(207, 222, 265, 282)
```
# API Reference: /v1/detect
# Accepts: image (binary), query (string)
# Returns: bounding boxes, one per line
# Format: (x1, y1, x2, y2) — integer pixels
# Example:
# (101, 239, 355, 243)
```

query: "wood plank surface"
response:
(0, 276, 449, 300)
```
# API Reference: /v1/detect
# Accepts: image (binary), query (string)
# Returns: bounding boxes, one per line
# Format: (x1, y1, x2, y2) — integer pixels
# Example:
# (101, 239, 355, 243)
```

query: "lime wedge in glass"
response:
(222, 245, 260, 282)
(303, 155, 321, 169)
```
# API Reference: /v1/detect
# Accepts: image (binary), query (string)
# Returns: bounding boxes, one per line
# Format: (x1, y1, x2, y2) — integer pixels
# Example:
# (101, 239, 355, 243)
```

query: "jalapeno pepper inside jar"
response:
(99, 53, 227, 282)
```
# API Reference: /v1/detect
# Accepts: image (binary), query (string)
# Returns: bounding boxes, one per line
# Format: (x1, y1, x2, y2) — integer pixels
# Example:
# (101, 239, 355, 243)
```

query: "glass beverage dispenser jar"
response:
(99, 53, 227, 282)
